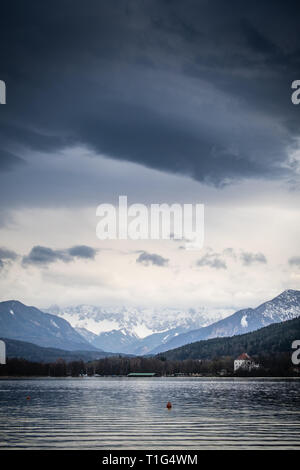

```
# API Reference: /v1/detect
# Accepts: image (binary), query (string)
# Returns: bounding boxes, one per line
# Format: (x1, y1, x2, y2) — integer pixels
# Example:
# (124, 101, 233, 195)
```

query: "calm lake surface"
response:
(0, 377, 299, 449)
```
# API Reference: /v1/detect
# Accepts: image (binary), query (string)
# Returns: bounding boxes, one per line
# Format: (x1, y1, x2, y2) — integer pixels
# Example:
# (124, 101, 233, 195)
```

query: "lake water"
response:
(0, 377, 299, 449)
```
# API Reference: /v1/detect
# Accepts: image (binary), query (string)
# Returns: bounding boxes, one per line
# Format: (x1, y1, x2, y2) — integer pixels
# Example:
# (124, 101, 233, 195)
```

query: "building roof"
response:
(236, 352, 252, 361)
(127, 372, 156, 377)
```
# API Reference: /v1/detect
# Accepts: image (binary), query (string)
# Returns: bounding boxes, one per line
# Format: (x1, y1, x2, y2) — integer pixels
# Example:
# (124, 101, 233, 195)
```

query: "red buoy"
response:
(166, 401, 172, 409)
(26, 396, 31, 400)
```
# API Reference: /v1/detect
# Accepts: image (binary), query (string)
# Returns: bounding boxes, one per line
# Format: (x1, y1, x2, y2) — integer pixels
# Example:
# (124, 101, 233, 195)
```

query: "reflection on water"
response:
(0, 377, 299, 449)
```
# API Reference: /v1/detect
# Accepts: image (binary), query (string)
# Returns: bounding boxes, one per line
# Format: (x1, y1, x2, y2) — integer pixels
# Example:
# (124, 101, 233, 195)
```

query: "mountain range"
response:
(46, 305, 225, 354)
(158, 314, 300, 361)
(0, 300, 98, 351)
(151, 289, 300, 353)
(47, 290, 300, 354)
(2, 310, 300, 366)
(0, 290, 299, 357)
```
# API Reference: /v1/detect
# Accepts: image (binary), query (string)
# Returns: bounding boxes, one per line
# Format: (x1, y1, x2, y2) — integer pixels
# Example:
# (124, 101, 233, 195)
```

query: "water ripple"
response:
(0, 377, 300, 449)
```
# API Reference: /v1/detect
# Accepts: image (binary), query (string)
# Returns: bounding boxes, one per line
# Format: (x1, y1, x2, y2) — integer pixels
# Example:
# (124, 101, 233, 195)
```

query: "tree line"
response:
(0, 351, 298, 377)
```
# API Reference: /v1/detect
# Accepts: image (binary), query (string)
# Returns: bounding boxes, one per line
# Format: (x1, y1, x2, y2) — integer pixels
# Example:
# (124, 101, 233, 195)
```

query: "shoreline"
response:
(0, 375, 300, 380)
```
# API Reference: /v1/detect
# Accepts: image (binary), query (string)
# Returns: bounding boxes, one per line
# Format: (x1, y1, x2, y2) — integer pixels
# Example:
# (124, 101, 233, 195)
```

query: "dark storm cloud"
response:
(240, 252, 267, 266)
(0, 151, 25, 171)
(22, 245, 97, 266)
(136, 251, 169, 267)
(0, 0, 299, 193)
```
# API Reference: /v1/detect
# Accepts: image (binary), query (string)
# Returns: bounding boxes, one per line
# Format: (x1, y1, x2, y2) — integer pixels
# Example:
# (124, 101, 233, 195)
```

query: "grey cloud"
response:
(197, 248, 267, 268)
(288, 256, 300, 267)
(0, 247, 18, 260)
(222, 248, 237, 259)
(197, 253, 227, 270)
(68, 245, 97, 259)
(22, 245, 97, 266)
(240, 252, 267, 266)
(0, 0, 299, 201)
(22, 246, 69, 266)
(136, 251, 169, 267)
(0, 246, 18, 270)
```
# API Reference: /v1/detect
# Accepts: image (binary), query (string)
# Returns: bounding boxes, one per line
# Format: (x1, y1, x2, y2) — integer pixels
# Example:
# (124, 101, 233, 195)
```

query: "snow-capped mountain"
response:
(75, 327, 99, 345)
(46, 305, 226, 354)
(90, 329, 139, 354)
(2, 290, 299, 356)
(0, 300, 98, 351)
(151, 289, 300, 354)
(46, 290, 300, 354)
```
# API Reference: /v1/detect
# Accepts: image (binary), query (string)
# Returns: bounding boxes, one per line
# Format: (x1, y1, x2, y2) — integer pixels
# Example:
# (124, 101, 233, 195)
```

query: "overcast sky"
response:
(0, 1, 299, 314)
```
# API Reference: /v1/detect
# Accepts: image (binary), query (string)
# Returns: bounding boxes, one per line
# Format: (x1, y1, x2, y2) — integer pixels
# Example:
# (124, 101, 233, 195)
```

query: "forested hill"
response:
(157, 316, 300, 361)
(0, 337, 120, 363)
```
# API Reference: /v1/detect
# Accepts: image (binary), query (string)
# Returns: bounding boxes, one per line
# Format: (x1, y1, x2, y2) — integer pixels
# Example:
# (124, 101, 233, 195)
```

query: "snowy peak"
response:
(151, 289, 300, 354)
(46, 289, 300, 355)
(256, 289, 300, 322)
(46, 305, 226, 354)
(46, 305, 225, 337)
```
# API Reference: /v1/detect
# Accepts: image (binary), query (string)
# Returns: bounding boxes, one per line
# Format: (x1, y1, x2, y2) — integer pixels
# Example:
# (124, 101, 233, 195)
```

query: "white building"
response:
(0, 340, 6, 365)
(234, 352, 259, 372)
